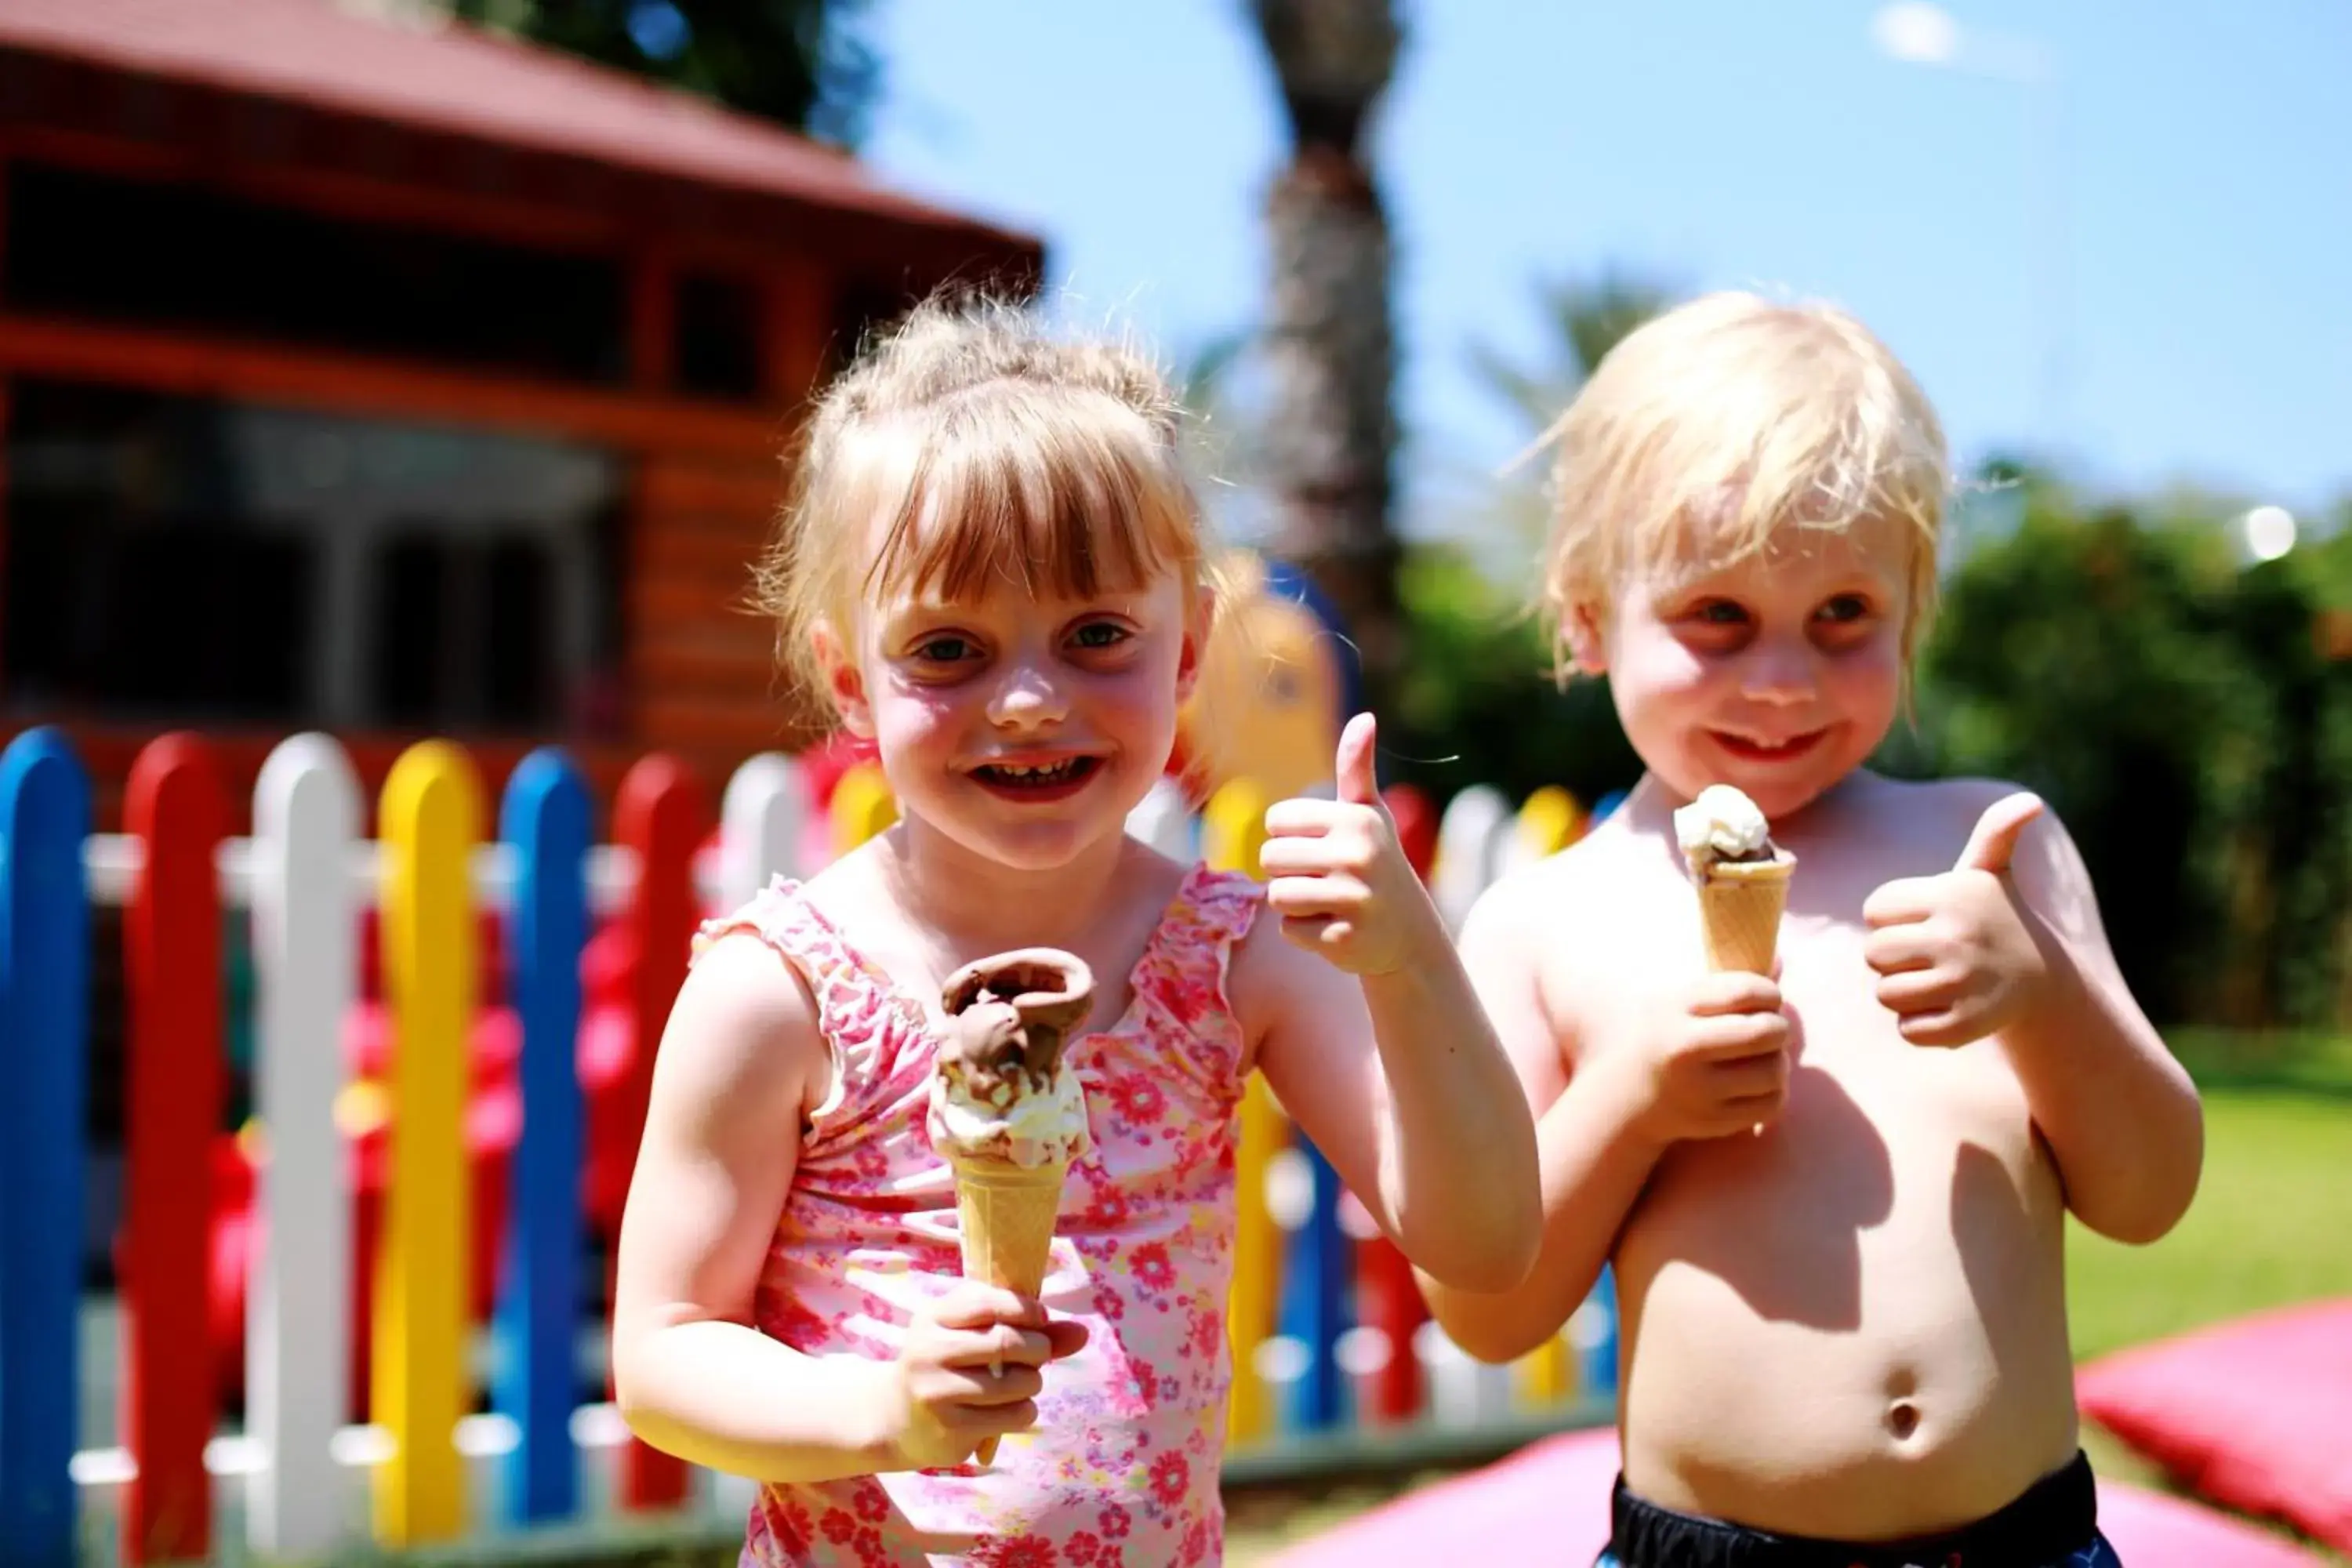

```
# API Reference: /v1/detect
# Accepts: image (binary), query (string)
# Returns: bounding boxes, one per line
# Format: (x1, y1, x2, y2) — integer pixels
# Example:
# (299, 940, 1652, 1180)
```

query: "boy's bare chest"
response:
(1558, 892, 2044, 1171)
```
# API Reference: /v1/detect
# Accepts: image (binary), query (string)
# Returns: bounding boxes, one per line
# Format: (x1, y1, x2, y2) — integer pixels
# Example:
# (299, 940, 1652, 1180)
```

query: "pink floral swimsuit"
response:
(695, 864, 1263, 1568)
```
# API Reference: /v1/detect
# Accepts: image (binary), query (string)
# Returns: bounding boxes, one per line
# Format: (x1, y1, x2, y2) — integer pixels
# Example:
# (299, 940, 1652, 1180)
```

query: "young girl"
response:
(609, 295, 1540, 1567)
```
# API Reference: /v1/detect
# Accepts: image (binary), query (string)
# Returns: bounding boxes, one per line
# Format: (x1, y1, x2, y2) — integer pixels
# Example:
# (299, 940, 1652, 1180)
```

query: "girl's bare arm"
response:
(1240, 903, 1543, 1295)
(608, 934, 906, 1480)
(612, 934, 1080, 1479)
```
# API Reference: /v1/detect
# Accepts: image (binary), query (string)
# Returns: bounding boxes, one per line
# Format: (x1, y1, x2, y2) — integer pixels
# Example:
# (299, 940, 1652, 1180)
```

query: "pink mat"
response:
(1264, 1427, 2326, 1567)
(2078, 1297, 2352, 1554)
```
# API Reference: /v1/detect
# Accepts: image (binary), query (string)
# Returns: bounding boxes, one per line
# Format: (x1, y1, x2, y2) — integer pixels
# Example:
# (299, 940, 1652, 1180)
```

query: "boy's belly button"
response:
(1883, 1367, 1922, 1442)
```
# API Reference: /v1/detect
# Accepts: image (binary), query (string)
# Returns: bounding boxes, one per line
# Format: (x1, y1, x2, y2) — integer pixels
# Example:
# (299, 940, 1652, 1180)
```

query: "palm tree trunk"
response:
(1252, 0, 1406, 703)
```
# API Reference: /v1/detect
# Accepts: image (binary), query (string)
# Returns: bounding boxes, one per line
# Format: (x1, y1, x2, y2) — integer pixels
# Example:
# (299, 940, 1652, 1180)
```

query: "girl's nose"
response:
(986, 662, 1069, 729)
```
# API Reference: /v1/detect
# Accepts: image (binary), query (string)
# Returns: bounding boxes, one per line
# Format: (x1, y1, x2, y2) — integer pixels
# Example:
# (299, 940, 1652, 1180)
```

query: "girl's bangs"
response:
(860, 393, 1199, 610)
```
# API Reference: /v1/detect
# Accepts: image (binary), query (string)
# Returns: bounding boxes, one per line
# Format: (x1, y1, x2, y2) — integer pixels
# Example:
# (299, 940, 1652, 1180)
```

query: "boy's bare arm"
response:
(1415, 876, 1671, 1364)
(1864, 789, 2204, 1243)
(2000, 803, 2204, 1243)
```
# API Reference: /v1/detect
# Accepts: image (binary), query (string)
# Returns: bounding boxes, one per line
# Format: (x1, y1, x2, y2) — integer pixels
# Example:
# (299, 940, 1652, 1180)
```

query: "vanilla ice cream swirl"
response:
(1673, 784, 1775, 869)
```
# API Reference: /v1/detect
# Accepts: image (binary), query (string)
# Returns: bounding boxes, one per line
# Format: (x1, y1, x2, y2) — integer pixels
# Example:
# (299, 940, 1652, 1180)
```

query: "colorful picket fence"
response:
(0, 725, 1617, 1565)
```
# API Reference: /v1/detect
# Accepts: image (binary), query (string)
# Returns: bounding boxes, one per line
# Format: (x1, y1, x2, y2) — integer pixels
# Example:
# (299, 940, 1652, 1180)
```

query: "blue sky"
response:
(861, 2, 2350, 541)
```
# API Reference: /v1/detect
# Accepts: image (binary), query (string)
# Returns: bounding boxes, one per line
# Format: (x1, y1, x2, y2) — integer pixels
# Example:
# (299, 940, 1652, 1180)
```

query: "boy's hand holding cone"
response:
(1672, 785, 1796, 1138)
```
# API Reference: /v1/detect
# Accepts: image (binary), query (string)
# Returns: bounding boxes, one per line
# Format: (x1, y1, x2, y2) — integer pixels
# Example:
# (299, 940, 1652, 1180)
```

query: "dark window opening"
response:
(674, 270, 763, 401)
(370, 534, 567, 731)
(2, 162, 628, 384)
(2, 382, 314, 723)
(373, 532, 448, 727)
(3, 379, 617, 735)
(485, 537, 556, 726)
(829, 276, 923, 381)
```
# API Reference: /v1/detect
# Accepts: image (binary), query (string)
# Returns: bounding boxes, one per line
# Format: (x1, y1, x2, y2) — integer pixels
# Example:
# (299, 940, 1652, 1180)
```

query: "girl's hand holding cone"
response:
(884, 1283, 1088, 1471)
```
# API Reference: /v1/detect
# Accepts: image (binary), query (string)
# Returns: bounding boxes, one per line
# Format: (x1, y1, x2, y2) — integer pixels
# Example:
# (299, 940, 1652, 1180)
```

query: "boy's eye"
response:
(1693, 600, 1749, 626)
(1069, 620, 1131, 651)
(1815, 593, 1871, 625)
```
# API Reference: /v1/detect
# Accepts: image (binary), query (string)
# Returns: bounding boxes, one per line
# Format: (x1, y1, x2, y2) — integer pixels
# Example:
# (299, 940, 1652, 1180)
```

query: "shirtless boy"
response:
(1423, 292, 2205, 1567)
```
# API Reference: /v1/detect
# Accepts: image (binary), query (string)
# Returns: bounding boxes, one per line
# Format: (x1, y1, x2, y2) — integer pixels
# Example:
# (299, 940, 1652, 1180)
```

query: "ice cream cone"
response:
(949, 1151, 1069, 1465)
(1695, 851, 1795, 975)
(934, 948, 1092, 1468)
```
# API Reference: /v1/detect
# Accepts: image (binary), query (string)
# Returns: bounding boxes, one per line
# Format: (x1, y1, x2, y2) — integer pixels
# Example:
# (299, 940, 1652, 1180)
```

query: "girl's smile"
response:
(962, 750, 1109, 803)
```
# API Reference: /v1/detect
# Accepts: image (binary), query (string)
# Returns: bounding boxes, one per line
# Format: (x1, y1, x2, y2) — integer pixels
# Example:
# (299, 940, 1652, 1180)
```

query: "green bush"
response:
(1906, 493, 2352, 1029)
(1902, 499, 2275, 1022)
(1384, 548, 1641, 810)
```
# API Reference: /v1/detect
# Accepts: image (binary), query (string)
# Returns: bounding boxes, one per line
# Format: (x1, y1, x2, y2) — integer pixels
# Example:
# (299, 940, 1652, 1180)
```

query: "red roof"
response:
(0, 0, 1034, 249)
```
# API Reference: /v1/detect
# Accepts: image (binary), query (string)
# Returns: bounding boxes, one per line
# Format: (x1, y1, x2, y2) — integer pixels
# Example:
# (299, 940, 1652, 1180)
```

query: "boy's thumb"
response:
(1955, 792, 2045, 876)
(1334, 712, 1380, 808)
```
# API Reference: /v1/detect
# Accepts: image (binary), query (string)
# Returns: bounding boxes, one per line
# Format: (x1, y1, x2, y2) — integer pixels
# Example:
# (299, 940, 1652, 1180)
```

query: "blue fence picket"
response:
(497, 749, 592, 1523)
(0, 728, 92, 1568)
(1281, 1143, 1353, 1430)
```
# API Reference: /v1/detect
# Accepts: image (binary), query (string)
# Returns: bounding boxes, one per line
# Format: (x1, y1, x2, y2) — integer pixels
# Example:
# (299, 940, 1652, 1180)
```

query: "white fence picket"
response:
(1432, 784, 1512, 934)
(719, 753, 806, 909)
(1124, 775, 1197, 861)
(247, 734, 360, 1558)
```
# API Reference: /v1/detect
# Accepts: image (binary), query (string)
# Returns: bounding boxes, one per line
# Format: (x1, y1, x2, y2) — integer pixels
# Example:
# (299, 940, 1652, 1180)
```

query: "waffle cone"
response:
(948, 1151, 1069, 1464)
(1695, 852, 1795, 974)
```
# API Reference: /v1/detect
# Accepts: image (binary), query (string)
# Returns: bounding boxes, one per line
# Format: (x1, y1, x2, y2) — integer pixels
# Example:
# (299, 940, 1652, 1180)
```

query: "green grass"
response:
(2069, 1083, 2352, 1363)
(2065, 1056, 2352, 1565)
(2165, 1026, 2352, 1101)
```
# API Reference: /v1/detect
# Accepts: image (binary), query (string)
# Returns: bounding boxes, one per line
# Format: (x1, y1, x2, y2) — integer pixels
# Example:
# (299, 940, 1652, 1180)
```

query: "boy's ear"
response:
(1566, 602, 1610, 676)
(811, 621, 875, 739)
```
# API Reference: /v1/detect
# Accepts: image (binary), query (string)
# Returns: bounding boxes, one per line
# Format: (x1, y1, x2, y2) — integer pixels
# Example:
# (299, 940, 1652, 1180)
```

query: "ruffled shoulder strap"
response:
(1123, 864, 1261, 1082)
(693, 877, 931, 1126)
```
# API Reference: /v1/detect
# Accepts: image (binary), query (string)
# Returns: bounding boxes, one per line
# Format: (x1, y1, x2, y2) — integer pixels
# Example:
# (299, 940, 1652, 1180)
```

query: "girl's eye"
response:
(1069, 620, 1131, 651)
(1693, 600, 1749, 626)
(1815, 593, 1871, 625)
(913, 634, 977, 663)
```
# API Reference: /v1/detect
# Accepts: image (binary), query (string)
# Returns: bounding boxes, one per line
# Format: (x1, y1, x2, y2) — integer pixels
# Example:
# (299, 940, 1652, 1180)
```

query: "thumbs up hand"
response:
(1860, 793, 2053, 1047)
(1258, 713, 1436, 975)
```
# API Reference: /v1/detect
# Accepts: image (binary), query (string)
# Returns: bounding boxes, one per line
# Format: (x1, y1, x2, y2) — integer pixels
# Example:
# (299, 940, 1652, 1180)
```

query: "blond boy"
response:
(1424, 293, 2204, 1568)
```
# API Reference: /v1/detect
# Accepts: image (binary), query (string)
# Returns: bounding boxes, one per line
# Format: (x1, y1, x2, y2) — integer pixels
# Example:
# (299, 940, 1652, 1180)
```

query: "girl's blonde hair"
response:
(1536, 290, 1951, 674)
(754, 292, 1212, 712)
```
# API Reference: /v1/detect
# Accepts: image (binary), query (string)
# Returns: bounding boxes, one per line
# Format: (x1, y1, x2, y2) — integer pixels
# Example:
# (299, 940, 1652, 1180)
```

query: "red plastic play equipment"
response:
(2078, 1298, 2352, 1555)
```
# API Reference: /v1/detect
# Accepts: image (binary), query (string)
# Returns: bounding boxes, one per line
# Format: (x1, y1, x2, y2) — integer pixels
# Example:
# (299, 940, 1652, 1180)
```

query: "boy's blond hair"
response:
(753, 292, 1214, 713)
(1536, 291, 1950, 675)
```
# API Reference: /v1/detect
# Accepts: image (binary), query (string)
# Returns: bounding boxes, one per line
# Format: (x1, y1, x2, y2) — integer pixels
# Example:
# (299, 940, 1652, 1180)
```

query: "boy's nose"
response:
(1738, 640, 1817, 705)
(986, 663, 1069, 728)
